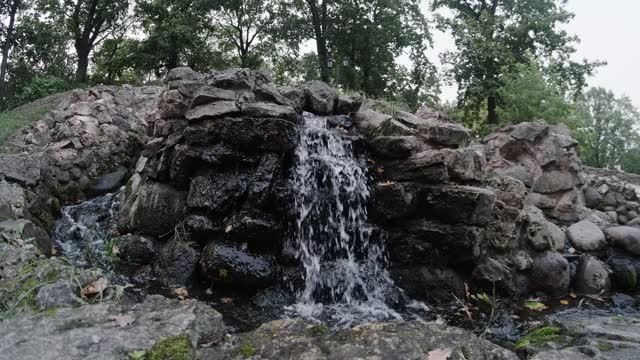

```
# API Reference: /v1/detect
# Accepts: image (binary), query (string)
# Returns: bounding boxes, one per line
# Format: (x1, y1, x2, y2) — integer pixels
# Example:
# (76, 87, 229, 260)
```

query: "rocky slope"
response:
(1, 68, 640, 359)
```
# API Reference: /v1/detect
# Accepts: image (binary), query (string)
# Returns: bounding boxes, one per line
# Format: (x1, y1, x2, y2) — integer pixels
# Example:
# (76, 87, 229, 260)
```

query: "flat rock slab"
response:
(199, 319, 518, 360)
(0, 295, 224, 360)
(186, 101, 240, 121)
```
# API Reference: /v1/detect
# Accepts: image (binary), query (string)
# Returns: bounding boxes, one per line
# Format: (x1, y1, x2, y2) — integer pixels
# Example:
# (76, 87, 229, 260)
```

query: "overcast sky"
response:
(429, 0, 640, 108)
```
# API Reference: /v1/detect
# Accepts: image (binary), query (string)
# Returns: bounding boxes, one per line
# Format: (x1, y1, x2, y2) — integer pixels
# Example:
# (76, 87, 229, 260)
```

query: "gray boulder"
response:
(192, 86, 237, 106)
(369, 136, 422, 159)
(0, 153, 42, 187)
(0, 295, 224, 360)
(530, 251, 570, 296)
(419, 121, 471, 147)
(241, 102, 297, 121)
(89, 166, 127, 195)
(303, 81, 336, 115)
(584, 186, 603, 208)
(566, 220, 607, 252)
(605, 226, 640, 255)
(185, 101, 240, 121)
(524, 206, 566, 251)
(198, 319, 518, 360)
(532, 170, 575, 194)
(573, 256, 611, 295)
(0, 180, 26, 220)
(36, 281, 81, 310)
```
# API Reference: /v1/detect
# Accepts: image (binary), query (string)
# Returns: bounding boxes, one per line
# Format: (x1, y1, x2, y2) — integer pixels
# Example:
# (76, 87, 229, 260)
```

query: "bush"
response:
(18, 76, 78, 105)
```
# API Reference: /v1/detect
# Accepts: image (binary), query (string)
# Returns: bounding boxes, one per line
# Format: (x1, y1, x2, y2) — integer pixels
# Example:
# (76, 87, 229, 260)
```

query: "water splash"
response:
(54, 192, 122, 272)
(288, 112, 401, 326)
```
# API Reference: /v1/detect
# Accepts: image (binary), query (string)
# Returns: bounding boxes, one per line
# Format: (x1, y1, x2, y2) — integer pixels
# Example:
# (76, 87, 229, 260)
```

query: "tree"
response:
(0, 0, 23, 102)
(573, 88, 640, 170)
(212, 0, 275, 69)
(497, 59, 573, 124)
(65, 0, 130, 83)
(434, 0, 602, 124)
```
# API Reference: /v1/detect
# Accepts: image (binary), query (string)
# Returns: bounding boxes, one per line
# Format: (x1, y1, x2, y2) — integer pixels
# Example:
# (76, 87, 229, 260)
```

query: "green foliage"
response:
(0, 106, 51, 146)
(573, 88, 640, 170)
(19, 76, 78, 104)
(145, 336, 192, 360)
(622, 148, 640, 175)
(235, 343, 257, 357)
(310, 324, 328, 335)
(515, 326, 562, 349)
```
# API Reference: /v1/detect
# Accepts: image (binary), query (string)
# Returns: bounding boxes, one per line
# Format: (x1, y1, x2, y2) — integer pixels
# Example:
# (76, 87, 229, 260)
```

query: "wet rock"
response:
(370, 182, 418, 221)
(0, 295, 224, 360)
(530, 251, 570, 296)
(607, 249, 640, 290)
(200, 243, 275, 290)
(573, 256, 611, 295)
(127, 182, 187, 238)
(391, 267, 465, 302)
(369, 136, 422, 159)
(185, 101, 240, 121)
(303, 80, 336, 115)
(417, 185, 496, 226)
(611, 293, 636, 308)
(153, 239, 200, 288)
(111, 234, 155, 269)
(198, 319, 518, 360)
(472, 255, 531, 296)
(224, 211, 281, 247)
(36, 281, 81, 310)
(326, 114, 353, 128)
(187, 170, 248, 216)
(89, 166, 127, 195)
(566, 220, 607, 252)
(605, 226, 640, 255)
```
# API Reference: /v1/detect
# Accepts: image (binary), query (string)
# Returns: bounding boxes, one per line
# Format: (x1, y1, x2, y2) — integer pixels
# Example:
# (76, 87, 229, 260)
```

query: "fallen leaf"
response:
(174, 287, 189, 300)
(225, 225, 233, 233)
(376, 167, 384, 174)
(221, 297, 234, 305)
(111, 245, 120, 255)
(524, 301, 547, 311)
(110, 314, 135, 327)
(569, 292, 577, 299)
(560, 299, 569, 305)
(378, 181, 396, 187)
(81, 278, 109, 296)
(426, 347, 452, 360)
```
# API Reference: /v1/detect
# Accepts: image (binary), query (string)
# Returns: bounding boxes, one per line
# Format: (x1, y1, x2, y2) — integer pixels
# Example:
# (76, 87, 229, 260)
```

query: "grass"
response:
(0, 106, 50, 147)
(514, 326, 562, 349)
(234, 343, 257, 357)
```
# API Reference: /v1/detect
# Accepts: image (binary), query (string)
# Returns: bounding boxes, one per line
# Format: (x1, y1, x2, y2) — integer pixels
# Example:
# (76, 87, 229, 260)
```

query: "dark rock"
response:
(166, 66, 202, 82)
(370, 182, 418, 221)
(573, 256, 611, 295)
(0, 180, 26, 220)
(36, 281, 81, 310)
(89, 166, 127, 195)
(0, 219, 52, 256)
(255, 83, 291, 106)
(303, 81, 336, 115)
(192, 86, 237, 106)
(391, 267, 465, 302)
(530, 251, 570, 296)
(200, 243, 275, 290)
(532, 170, 575, 194)
(385, 150, 448, 182)
(184, 214, 217, 239)
(376, 118, 417, 136)
(224, 211, 281, 248)
(153, 239, 200, 287)
(326, 115, 353, 129)
(584, 186, 603, 208)
(441, 147, 486, 183)
(566, 220, 607, 252)
(211, 68, 255, 90)
(369, 136, 422, 159)
(525, 192, 557, 209)
(472, 255, 531, 296)
(611, 293, 636, 307)
(241, 102, 297, 121)
(605, 226, 640, 255)
(418, 121, 471, 147)
(278, 85, 306, 110)
(510, 121, 549, 142)
(111, 234, 155, 269)
(185, 101, 240, 121)
(494, 165, 534, 187)
(335, 95, 361, 114)
(127, 182, 187, 238)
(187, 170, 248, 216)
(354, 109, 391, 135)
(607, 250, 640, 290)
(417, 185, 496, 226)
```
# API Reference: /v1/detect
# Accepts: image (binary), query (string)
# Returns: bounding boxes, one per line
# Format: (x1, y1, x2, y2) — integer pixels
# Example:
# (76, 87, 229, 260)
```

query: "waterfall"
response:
(288, 112, 401, 325)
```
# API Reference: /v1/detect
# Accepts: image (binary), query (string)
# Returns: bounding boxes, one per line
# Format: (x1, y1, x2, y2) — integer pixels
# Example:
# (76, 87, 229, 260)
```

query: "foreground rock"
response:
(199, 319, 518, 360)
(0, 295, 224, 360)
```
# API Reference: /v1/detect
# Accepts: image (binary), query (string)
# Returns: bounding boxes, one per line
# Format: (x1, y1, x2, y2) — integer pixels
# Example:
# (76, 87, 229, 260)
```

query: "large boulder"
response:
(566, 219, 607, 252)
(573, 256, 611, 295)
(605, 226, 640, 255)
(529, 251, 570, 296)
(200, 243, 275, 290)
(126, 182, 187, 238)
(152, 239, 200, 288)
(524, 206, 565, 251)
(0, 295, 224, 360)
(302, 81, 336, 115)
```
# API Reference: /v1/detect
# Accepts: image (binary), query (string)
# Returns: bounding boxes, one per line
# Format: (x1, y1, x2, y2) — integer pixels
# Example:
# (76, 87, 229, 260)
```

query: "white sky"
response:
(428, 0, 640, 107)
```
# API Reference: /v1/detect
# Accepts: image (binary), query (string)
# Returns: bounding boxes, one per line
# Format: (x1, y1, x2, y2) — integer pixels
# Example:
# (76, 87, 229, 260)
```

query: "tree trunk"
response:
(0, 0, 20, 103)
(487, 95, 498, 124)
(75, 46, 90, 83)
(308, 0, 330, 82)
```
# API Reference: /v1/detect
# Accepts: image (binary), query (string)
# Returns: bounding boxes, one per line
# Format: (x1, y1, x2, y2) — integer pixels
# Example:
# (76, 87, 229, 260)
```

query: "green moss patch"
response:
(144, 336, 192, 360)
(234, 343, 257, 357)
(515, 326, 562, 349)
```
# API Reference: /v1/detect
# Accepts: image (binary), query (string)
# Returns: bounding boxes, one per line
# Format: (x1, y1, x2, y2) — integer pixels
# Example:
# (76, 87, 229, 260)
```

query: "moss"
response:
(234, 343, 256, 357)
(597, 341, 614, 352)
(146, 336, 192, 360)
(515, 326, 562, 349)
(460, 345, 472, 359)
(310, 324, 328, 336)
(42, 307, 59, 317)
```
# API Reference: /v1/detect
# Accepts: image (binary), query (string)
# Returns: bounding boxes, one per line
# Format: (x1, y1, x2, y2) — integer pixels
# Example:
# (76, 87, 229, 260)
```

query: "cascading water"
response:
(53, 192, 122, 274)
(288, 112, 402, 325)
